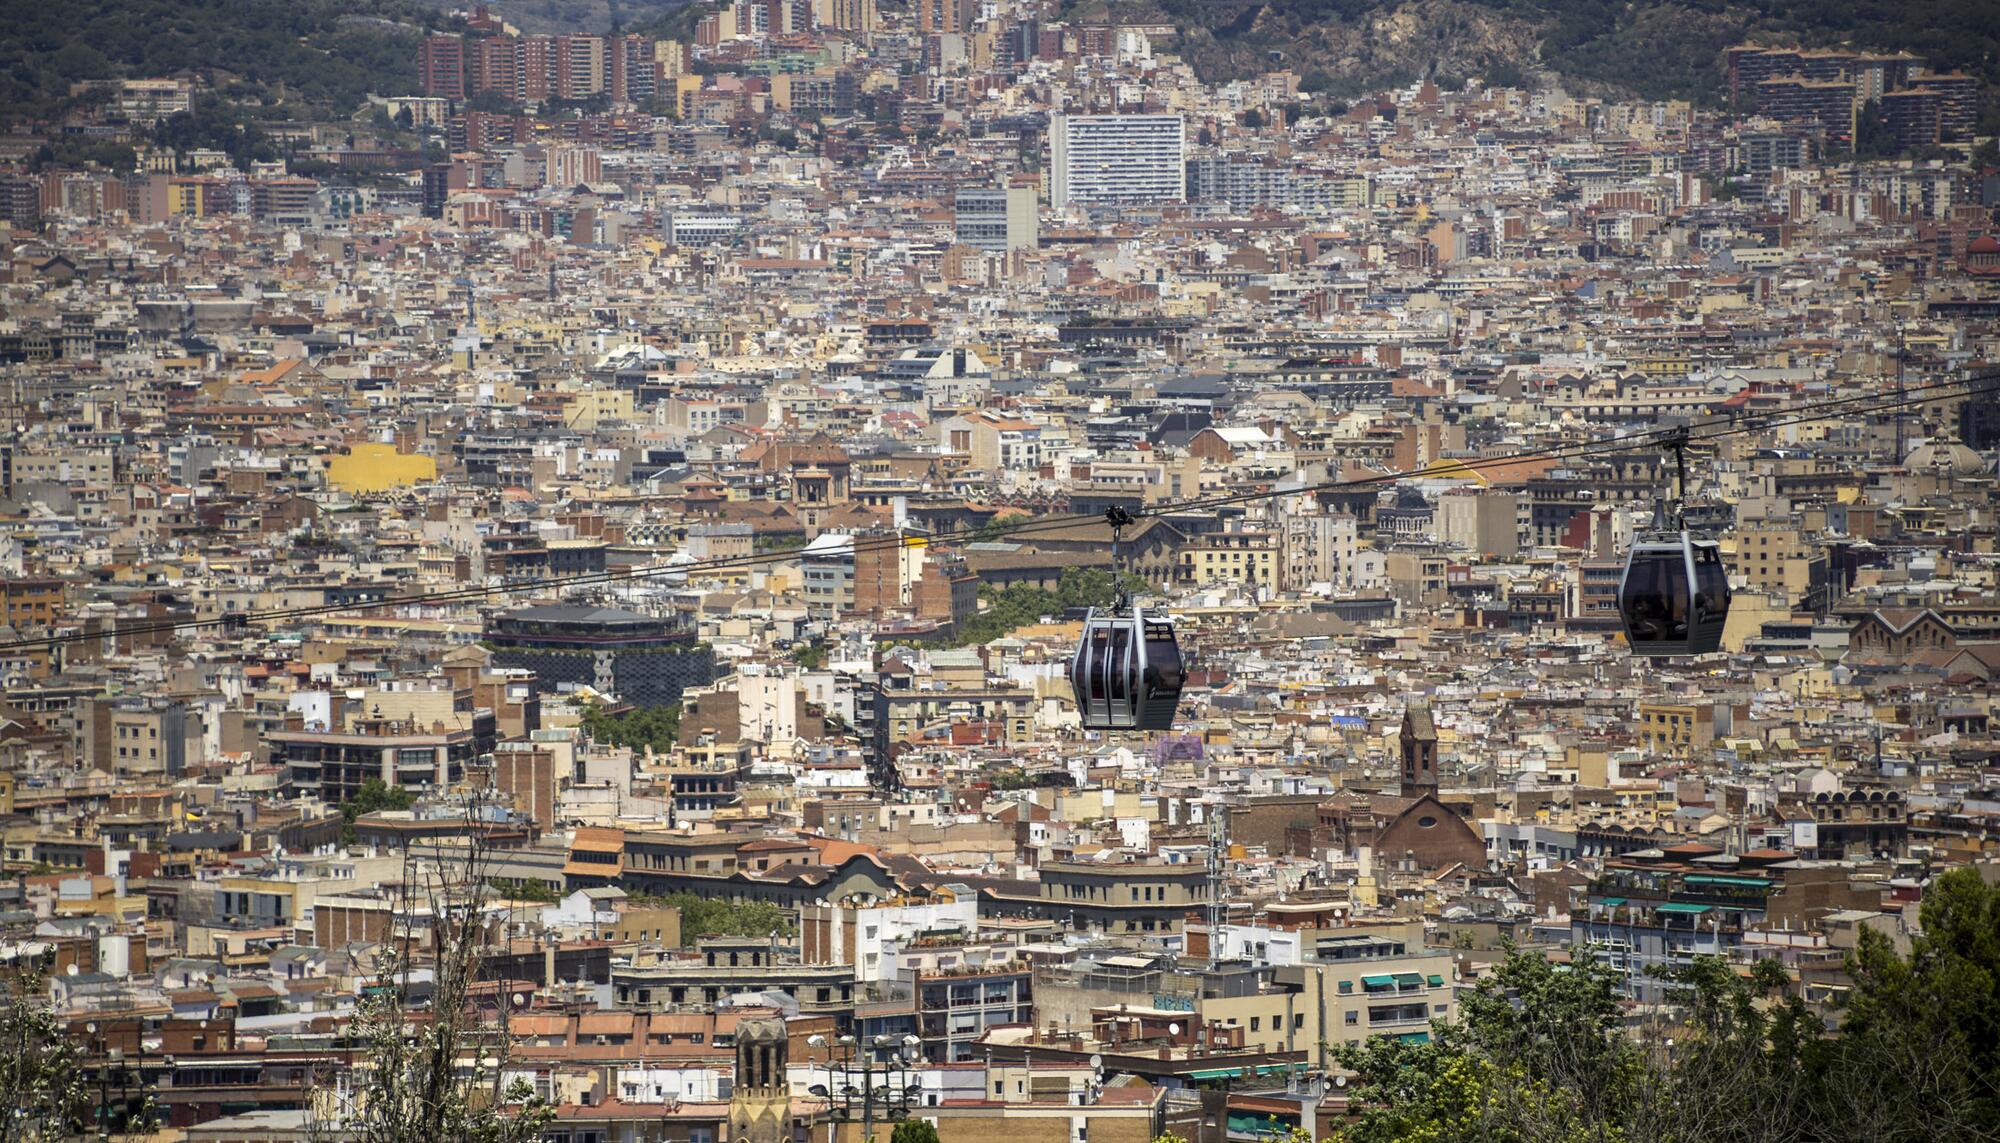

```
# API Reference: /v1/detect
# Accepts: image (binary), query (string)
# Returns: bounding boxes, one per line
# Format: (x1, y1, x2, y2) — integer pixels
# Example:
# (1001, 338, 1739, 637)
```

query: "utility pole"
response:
(1315, 966, 1328, 1072)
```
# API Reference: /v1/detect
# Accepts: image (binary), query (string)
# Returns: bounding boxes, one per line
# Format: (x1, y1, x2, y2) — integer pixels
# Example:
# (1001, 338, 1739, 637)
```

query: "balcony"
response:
(1358, 971, 1438, 998)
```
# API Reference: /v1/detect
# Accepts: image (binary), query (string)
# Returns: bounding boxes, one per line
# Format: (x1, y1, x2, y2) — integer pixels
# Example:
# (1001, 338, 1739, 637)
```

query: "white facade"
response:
(809, 898, 980, 983)
(666, 213, 744, 245)
(1210, 922, 1305, 966)
(613, 1065, 728, 1103)
(1050, 114, 1186, 208)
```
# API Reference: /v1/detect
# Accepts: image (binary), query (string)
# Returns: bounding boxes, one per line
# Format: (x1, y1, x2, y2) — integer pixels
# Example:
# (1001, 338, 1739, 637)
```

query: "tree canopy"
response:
(637, 893, 795, 944)
(0, 0, 429, 123)
(340, 777, 416, 845)
(938, 566, 1151, 647)
(1339, 867, 2000, 1142)
(0, 965, 91, 1142)
(1076, 0, 2000, 124)
(577, 702, 681, 753)
(890, 1120, 942, 1143)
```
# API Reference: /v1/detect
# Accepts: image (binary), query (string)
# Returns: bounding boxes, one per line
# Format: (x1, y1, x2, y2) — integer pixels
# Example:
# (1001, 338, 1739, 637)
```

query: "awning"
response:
(1393, 972, 1425, 987)
(1225, 1112, 1290, 1136)
(1599, 897, 1626, 907)
(1396, 1031, 1431, 1044)
(1683, 874, 1769, 888)
(1657, 902, 1713, 914)
(1426, 974, 1445, 987)
(1361, 974, 1397, 988)
(1187, 1064, 1295, 1080)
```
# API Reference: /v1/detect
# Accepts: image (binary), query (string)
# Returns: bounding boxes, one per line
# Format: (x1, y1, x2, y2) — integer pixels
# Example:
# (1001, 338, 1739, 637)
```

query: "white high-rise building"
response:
(1049, 113, 1186, 208)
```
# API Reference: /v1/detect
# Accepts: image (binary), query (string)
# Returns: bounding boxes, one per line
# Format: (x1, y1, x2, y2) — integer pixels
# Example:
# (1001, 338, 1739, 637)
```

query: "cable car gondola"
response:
(1619, 531, 1730, 656)
(1067, 507, 1187, 732)
(1069, 603, 1185, 731)
(1617, 430, 1732, 658)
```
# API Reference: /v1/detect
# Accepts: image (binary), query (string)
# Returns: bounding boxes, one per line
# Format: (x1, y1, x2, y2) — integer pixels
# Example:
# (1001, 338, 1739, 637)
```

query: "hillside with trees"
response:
(1073, 0, 1999, 127)
(0, 0, 438, 124)
(469, 0, 696, 35)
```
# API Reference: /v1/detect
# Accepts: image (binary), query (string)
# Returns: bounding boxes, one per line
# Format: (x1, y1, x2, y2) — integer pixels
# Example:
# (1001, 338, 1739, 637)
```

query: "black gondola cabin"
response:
(1619, 532, 1730, 657)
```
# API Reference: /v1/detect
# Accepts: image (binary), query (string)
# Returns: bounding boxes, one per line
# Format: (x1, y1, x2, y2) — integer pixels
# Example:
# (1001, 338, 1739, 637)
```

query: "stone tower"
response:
(1400, 704, 1438, 799)
(730, 1015, 792, 1143)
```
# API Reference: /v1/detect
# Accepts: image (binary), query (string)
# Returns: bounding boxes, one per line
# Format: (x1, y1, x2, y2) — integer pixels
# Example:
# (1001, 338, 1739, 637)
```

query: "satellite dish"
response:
(66, 964, 79, 977)
(1334, 1075, 1348, 1088)
(808, 1084, 829, 1098)
(1089, 1054, 1103, 1070)
(1167, 1023, 1180, 1036)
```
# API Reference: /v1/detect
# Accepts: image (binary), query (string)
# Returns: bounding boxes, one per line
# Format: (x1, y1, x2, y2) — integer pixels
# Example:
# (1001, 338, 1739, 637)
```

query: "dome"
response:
(1906, 431, 1985, 478)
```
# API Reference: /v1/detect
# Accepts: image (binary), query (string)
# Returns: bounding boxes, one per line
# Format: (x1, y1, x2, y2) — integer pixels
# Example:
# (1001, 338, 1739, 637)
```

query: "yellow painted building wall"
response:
(1720, 589, 1792, 652)
(327, 443, 438, 493)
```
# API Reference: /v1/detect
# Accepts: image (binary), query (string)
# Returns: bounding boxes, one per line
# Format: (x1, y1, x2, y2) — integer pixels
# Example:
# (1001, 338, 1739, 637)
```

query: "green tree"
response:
(1338, 948, 1638, 1143)
(152, 94, 281, 167)
(1820, 866, 2000, 1140)
(1628, 955, 1824, 1143)
(638, 893, 794, 944)
(937, 566, 1151, 648)
(0, 964, 90, 1142)
(1851, 99, 1898, 159)
(577, 703, 681, 753)
(891, 1119, 941, 1143)
(464, 89, 522, 115)
(341, 777, 415, 846)
(486, 877, 560, 903)
(1336, 876, 2000, 1143)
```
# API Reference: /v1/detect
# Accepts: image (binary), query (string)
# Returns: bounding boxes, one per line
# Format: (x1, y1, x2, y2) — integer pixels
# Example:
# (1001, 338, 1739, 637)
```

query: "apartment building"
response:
(954, 184, 1038, 252)
(1050, 114, 1186, 208)
(1181, 530, 1280, 591)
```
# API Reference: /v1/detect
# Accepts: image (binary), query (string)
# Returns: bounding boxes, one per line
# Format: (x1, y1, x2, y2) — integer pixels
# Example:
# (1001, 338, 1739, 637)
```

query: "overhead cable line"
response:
(8, 367, 1995, 653)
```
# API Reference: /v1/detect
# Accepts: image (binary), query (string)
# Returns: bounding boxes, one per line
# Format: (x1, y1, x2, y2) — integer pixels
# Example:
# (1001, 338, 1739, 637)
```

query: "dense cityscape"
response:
(1, 0, 1999, 1140)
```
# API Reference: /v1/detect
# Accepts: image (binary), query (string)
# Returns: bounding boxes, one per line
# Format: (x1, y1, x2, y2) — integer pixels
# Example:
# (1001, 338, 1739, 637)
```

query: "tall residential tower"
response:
(1049, 113, 1186, 208)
